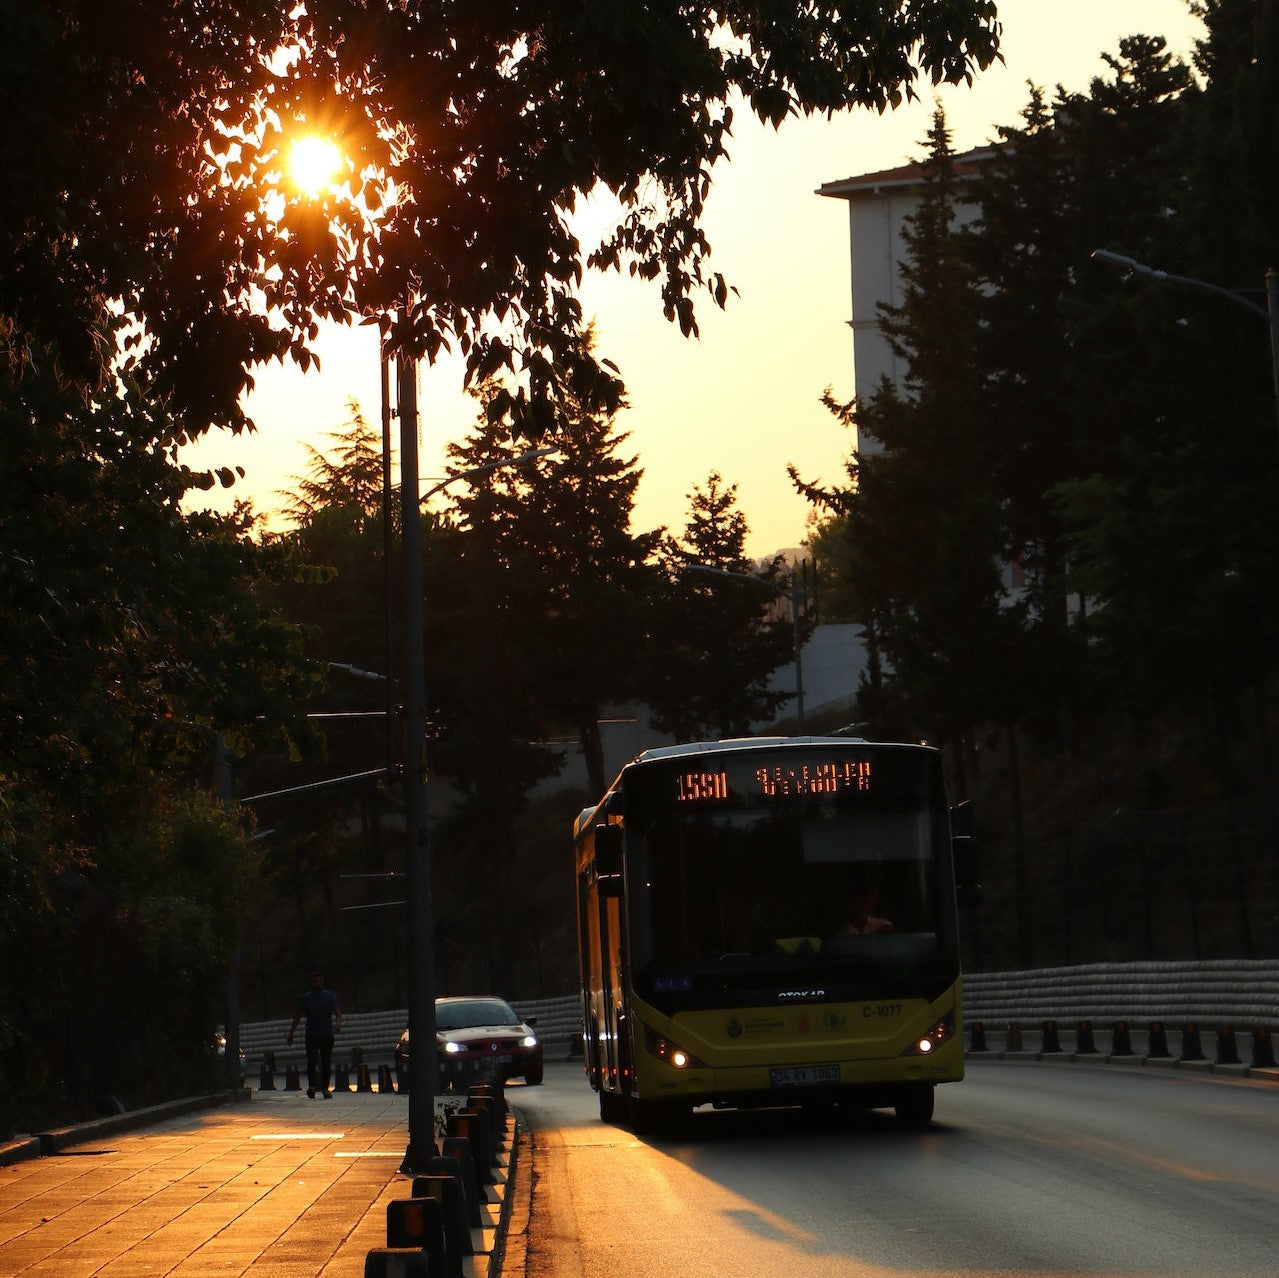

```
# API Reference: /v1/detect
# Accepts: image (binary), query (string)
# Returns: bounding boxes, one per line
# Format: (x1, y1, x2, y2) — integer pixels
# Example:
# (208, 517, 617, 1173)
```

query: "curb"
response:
(0, 1089, 251, 1167)
(491, 1118, 531, 1278)
(966, 1050, 1279, 1081)
(0, 1136, 42, 1168)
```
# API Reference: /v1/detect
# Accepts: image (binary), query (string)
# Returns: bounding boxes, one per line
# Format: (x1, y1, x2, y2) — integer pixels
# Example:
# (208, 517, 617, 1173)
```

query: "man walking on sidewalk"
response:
(288, 971, 343, 1098)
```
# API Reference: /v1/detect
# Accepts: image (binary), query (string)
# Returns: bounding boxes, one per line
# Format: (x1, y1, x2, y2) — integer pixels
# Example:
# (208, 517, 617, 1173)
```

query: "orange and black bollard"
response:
(1147, 1022, 1170, 1058)
(1215, 1025, 1240, 1065)
(1251, 1025, 1275, 1069)
(1180, 1023, 1205, 1062)
(1111, 1021, 1133, 1056)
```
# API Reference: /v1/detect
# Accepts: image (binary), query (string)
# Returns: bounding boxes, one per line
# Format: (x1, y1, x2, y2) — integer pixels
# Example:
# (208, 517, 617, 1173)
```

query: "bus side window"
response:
(595, 823, 623, 895)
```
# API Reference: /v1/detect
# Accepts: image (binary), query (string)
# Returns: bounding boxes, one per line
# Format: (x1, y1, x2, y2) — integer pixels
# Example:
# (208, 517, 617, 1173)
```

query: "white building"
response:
(817, 147, 1031, 598)
(816, 148, 993, 449)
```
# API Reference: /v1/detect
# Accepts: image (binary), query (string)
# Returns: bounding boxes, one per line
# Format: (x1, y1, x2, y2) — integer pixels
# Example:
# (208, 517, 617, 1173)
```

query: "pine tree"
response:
(964, 39, 1195, 734)
(642, 472, 794, 740)
(440, 399, 661, 799)
(839, 107, 1011, 756)
(279, 402, 388, 530)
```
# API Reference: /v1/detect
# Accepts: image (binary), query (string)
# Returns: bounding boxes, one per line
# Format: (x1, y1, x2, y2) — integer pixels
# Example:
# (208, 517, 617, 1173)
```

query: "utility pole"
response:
(394, 353, 437, 1173)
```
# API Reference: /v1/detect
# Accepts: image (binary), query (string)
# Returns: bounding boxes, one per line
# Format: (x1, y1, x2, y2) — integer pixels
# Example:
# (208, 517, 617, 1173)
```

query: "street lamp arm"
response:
(1091, 249, 1270, 322)
(1093, 249, 1279, 449)
(419, 445, 559, 504)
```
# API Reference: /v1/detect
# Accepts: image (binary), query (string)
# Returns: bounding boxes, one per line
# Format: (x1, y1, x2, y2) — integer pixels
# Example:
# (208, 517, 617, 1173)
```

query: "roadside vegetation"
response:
(4, 1, 1277, 1133)
(1, 0, 999, 1134)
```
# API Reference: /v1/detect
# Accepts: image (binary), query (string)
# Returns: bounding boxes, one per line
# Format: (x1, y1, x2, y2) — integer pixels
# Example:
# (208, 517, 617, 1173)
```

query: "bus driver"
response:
(839, 883, 893, 936)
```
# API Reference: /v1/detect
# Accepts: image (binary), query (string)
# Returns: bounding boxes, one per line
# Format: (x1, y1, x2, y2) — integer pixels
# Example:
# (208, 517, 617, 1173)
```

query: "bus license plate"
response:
(770, 1064, 840, 1088)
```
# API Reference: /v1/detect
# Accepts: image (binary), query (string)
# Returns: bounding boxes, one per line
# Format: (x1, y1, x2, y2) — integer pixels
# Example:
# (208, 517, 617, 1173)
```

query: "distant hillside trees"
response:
(803, 10, 1279, 760)
(799, 3, 1279, 965)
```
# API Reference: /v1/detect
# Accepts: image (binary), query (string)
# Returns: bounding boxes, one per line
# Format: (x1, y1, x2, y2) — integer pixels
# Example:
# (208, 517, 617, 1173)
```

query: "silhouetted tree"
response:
(642, 472, 794, 740)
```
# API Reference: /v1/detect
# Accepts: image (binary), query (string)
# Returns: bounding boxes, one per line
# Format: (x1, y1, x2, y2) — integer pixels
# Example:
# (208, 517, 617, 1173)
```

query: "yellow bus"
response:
(573, 735, 977, 1132)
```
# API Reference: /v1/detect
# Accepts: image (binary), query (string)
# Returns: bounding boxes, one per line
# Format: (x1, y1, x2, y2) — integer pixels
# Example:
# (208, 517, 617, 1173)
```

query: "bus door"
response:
(591, 822, 629, 1093)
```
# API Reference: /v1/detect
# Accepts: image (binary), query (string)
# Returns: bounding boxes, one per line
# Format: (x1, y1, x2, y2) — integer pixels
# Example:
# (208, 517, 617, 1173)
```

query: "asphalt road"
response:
(506, 1057, 1279, 1278)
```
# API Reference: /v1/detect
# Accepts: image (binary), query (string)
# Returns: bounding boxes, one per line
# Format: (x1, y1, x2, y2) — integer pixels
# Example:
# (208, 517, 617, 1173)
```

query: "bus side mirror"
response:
(953, 836, 983, 908)
(595, 823, 623, 896)
(950, 801, 983, 906)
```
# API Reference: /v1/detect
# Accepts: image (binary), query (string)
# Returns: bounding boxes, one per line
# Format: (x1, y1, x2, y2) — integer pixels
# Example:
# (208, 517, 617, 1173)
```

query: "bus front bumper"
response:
(638, 1037, 964, 1110)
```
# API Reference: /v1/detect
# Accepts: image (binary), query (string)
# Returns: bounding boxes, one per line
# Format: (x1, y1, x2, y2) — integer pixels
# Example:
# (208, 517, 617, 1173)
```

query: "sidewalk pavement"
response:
(0, 1084, 517, 1277)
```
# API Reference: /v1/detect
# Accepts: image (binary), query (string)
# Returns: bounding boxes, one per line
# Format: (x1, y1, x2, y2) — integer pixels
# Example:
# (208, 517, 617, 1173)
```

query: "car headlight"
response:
(521, 1036, 538, 1049)
(900, 1009, 956, 1056)
(442, 1041, 463, 1054)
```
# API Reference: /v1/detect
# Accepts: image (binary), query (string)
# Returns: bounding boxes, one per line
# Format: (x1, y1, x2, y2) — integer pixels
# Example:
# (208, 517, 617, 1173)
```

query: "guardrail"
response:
(237, 963, 1279, 1076)
(963, 960, 1279, 1025)
(237, 998, 582, 1071)
(237, 1011, 405, 1071)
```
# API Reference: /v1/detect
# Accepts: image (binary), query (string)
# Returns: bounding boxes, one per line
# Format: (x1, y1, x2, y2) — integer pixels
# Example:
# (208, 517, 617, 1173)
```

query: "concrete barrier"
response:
(962, 960, 1279, 1025)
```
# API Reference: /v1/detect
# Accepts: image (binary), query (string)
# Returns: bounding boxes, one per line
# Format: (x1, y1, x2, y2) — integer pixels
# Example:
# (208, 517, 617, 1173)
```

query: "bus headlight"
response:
(901, 1009, 955, 1056)
(644, 1026, 707, 1070)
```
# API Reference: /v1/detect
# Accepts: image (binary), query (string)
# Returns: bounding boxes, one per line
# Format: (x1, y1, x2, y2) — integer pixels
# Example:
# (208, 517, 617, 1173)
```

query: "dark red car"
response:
(395, 996, 543, 1086)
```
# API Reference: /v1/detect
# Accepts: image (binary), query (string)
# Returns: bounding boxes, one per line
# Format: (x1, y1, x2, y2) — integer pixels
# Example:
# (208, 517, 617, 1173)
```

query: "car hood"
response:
(436, 1022, 534, 1042)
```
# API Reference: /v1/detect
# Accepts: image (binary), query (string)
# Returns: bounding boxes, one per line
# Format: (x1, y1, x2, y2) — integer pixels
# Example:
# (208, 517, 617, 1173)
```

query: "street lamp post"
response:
(1091, 249, 1279, 447)
(684, 563, 808, 733)
(281, 135, 443, 1167)
(384, 360, 557, 1172)
(390, 351, 435, 1174)
(286, 134, 558, 1167)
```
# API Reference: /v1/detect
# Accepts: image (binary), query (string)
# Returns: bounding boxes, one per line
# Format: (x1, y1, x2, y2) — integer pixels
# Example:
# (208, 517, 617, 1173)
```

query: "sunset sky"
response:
(186, 1, 1205, 559)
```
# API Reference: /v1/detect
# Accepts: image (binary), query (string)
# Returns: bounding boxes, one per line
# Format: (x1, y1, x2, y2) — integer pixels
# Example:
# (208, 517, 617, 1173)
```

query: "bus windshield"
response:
(621, 745, 955, 1006)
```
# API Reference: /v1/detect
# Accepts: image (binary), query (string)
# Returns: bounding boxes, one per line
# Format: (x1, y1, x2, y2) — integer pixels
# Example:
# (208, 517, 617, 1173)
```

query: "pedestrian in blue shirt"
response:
(287, 971, 343, 1098)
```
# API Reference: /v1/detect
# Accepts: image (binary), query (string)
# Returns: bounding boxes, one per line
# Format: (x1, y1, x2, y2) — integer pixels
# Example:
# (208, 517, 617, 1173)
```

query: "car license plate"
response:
(770, 1064, 840, 1088)
(491, 1053, 513, 1063)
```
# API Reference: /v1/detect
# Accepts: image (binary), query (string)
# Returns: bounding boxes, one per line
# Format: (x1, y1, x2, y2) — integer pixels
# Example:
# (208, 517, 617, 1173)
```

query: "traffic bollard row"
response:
(968, 1018, 1278, 1068)
(366, 1079, 509, 1278)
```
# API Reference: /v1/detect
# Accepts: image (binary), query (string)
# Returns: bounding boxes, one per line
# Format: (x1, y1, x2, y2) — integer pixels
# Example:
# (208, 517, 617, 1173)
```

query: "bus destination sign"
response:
(674, 759, 873, 804)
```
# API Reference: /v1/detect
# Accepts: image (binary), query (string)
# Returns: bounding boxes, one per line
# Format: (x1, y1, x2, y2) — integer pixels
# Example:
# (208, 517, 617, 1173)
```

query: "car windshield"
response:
(435, 998, 520, 1031)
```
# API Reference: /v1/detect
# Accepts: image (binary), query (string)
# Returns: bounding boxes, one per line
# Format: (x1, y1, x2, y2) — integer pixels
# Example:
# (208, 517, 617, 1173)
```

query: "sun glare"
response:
(288, 135, 342, 195)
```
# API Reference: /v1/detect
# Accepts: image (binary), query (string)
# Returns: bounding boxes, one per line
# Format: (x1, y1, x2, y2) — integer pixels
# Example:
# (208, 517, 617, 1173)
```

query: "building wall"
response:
(847, 187, 920, 414)
(820, 153, 991, 453)
(766, 620, 869, 727)
(822, 153, 1034, 605)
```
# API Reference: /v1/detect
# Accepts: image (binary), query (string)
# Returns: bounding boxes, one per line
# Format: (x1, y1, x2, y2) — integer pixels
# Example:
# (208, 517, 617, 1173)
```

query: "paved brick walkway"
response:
(0, 1086, 510, 1277)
